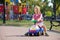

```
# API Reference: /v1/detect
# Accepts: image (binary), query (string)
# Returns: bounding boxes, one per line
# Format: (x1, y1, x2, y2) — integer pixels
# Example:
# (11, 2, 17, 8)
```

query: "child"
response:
(32, 5, 49, 36)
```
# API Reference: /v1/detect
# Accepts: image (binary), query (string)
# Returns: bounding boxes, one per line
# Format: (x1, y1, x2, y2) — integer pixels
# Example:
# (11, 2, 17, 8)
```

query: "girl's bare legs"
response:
(42, 26, 49, 36)
(42, 26, 47, 33)
(36, 23, 49, 36)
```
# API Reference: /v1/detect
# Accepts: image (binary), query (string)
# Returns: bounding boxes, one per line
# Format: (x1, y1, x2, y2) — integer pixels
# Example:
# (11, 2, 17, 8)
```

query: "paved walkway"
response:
(0, 26, 60, 40)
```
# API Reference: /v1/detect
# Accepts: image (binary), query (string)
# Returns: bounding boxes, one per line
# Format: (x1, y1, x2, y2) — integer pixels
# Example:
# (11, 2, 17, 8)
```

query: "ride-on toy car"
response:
(25, 20, 44, 36)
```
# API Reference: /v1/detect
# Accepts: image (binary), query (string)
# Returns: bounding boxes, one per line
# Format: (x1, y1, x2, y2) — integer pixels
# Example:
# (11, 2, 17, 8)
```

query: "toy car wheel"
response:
(25, 32, 32, 36)
(37, 32, 40, 36)
(25, 32, 28, 36)
(34, 32, 40, 36)
(34, 34, 38, 36)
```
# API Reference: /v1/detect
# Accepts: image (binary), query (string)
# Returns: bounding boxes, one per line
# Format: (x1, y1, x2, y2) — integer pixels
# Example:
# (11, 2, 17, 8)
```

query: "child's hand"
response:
(37, 19, 43, 22)
(31, 18, 34, 21)
(37, 19, 40, 22)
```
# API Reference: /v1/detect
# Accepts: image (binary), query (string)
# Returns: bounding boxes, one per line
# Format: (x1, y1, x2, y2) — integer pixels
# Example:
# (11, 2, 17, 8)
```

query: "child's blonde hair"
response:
(34, 5, 41, 14)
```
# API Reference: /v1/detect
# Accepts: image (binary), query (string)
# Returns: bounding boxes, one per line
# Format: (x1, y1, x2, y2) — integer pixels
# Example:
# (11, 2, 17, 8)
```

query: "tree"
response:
(0, 0, 6, 23)
(0, 0, 4, 4)
(51, 0, 60, 16)
(27, 0, 53, 17)
(56, 0, 60, 15)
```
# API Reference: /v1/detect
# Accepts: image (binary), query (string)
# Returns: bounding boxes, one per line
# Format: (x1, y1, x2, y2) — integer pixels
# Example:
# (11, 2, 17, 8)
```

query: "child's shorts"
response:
(36, 22, 43, 27)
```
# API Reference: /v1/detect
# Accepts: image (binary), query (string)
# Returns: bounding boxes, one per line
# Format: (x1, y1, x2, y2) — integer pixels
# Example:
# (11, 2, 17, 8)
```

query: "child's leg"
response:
(42, 26, 49, 36)
(36, 22, 49, 36)
(42, 26, 47, 33)
(36, 22, 47, 32)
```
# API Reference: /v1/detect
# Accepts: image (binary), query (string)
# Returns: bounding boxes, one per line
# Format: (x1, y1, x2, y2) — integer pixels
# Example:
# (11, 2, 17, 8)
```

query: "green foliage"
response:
(56, 0, 60, 16)
(27, 0, 60, 16)
(28, 8, 34, 14)
(56, 6, 60, 16)
(27, 0, 42, 14)
(45, 11, 52, 16)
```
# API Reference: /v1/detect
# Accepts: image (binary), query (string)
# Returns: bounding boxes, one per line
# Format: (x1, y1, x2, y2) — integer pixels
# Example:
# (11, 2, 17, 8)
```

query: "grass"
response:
(0, 20, 34, 26)
(44, 21, 60, 32)
(0, 20, 60, 31)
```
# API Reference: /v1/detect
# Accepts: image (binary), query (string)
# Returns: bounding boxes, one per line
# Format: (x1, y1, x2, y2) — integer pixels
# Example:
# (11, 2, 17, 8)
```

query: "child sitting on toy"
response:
(32, 5, 49, 36)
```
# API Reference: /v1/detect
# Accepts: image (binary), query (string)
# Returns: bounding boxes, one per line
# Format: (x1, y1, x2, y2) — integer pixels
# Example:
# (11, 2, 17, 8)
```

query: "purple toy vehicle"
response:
(25, 25, 44, 36)
(25, 20, 44, 36)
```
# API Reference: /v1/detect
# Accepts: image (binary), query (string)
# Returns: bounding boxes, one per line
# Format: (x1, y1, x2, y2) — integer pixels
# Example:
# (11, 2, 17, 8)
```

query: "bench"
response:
(49, 16, 60, 30)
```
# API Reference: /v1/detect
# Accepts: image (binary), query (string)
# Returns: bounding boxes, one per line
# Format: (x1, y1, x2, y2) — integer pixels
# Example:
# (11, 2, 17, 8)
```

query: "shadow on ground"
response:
(5, 35, 41, 37)
(47, 30, 60, 34)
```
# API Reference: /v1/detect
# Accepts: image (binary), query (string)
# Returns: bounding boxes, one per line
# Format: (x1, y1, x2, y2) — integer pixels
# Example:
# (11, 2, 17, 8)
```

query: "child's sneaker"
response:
(45, 33, 49, 36)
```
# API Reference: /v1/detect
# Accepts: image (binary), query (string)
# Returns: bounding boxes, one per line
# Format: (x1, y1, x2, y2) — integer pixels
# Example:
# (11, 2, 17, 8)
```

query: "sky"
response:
(48, 0, 53, 7)
(42, 0, 53, 8)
